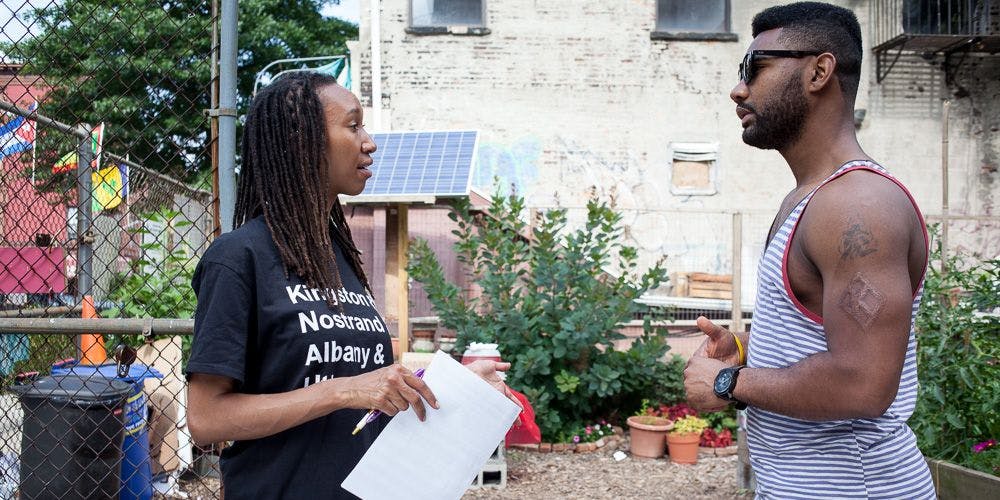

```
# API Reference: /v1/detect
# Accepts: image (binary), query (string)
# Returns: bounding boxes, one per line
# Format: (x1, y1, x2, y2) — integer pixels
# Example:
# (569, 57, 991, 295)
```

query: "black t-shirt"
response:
(186, 216, 392, 499)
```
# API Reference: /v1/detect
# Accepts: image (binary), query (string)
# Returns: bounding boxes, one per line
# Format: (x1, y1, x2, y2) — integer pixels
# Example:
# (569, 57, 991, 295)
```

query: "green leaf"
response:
(944, 413, 964, 429)
(555, 370, 580, 394)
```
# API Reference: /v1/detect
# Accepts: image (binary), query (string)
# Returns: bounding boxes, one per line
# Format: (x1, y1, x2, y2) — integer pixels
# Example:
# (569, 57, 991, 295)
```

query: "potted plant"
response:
(627, 400, 673, 458)
(667, 415, 709, 464)
(699, 410, 738, 455)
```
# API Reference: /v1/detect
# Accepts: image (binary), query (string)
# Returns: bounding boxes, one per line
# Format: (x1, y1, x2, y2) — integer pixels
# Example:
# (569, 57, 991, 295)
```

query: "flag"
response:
(0, 102, 36, 159)
(316, 58, 351, 90)
(92, 162, 128, 213)
(52, 123, 104, 174)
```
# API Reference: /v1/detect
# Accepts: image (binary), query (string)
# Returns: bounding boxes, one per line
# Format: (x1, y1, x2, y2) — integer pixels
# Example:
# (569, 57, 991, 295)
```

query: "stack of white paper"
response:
(342, 350, 521, 500)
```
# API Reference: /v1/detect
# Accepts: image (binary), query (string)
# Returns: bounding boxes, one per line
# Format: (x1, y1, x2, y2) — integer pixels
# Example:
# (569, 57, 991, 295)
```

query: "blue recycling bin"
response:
(51, 362, 162, 500)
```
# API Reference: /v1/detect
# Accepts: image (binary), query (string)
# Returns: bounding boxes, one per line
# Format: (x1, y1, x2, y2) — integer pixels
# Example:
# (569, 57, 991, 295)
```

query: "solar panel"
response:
(359, 130, 478, 198)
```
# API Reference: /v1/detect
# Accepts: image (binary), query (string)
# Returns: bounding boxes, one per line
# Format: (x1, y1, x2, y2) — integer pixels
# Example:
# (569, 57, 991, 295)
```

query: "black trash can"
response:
(12, 374, 133, 500)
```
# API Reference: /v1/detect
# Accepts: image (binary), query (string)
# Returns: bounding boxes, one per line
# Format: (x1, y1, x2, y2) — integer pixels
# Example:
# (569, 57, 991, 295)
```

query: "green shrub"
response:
(103, 209, 198, 362)
(408, 190, 671, 439)
(912, 226, 999, 476)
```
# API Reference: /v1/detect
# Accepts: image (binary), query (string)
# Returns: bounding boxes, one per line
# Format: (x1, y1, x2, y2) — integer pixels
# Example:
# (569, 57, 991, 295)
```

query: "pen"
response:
(351, 368, 425, 436)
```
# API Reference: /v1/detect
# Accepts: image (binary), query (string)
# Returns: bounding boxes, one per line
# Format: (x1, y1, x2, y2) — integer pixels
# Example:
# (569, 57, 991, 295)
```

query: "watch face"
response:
(715, 371, 732, 393)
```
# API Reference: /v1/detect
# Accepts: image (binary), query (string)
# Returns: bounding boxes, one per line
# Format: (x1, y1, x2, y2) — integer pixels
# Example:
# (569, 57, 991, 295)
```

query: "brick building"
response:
(345, 0, 999, 336)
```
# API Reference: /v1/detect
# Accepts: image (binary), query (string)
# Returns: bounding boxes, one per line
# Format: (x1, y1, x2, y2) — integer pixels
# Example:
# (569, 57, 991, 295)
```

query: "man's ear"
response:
(808, 52, 838, 93)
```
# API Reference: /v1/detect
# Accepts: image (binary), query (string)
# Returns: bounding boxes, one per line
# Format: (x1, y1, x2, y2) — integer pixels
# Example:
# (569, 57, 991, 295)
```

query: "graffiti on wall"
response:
(474, 136, 542, 196)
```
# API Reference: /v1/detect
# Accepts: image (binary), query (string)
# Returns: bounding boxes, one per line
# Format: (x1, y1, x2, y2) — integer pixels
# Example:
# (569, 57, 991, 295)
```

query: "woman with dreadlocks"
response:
(185, 72, 515, 498)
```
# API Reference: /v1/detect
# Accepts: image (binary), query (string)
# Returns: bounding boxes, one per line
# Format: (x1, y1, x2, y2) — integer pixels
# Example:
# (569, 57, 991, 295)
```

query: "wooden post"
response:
(941, 100, 950, 275)
(731, 212, 743, 334)
(397, 203, 410, 355)
(732, 212, 753, 492)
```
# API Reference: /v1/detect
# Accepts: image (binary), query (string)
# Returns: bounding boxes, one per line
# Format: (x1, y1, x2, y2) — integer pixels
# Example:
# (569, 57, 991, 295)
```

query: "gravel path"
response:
(464, 446, 744, 500)
(172, 443, 745, 499)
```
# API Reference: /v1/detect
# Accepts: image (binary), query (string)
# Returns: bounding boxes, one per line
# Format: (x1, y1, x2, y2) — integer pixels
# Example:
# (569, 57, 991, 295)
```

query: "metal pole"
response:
(942, 100, 950, 274)
(218, 0, 238, 233)
(76, 127, 94, 302)
(0, 102, 209, 200)
(75, 125, 107, 364)
(0, 101, 87, 139)
(0, 318, 194, 335)
(211, 0, 221, 237)
(370, 0, 383, 131)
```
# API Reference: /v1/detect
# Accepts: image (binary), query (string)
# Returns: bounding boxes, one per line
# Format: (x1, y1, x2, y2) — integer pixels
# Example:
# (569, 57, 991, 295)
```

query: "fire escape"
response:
(872, 0, 1000, 84)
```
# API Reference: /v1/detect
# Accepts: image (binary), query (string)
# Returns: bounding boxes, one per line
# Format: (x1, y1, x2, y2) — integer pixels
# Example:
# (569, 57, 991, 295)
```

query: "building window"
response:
(668, 142, 719, 196)
(652, 0, 737, 41)
(410, 0, 486, 31)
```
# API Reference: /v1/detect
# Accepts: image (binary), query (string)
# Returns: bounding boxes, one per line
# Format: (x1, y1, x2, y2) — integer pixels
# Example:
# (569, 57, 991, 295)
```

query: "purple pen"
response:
(351, 368, 425, 435)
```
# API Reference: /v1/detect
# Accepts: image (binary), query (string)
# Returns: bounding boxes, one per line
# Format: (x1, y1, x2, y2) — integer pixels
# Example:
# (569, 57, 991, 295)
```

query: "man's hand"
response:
(683, 355, 731, 413)
(465, 360, 523, 410)
(692, 316, 744, 365)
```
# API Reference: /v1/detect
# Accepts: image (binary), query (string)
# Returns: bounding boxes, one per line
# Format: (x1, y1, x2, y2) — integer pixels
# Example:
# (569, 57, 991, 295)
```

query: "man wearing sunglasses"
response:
(683, 2, 935, 498)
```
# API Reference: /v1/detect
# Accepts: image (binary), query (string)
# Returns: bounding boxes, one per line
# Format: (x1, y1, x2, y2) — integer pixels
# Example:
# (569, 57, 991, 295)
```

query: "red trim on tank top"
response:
(780, 163, 929, 325)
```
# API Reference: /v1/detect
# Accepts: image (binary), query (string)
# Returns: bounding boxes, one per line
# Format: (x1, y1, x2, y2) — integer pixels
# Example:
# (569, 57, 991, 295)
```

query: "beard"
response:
(741, 75, 808, 151)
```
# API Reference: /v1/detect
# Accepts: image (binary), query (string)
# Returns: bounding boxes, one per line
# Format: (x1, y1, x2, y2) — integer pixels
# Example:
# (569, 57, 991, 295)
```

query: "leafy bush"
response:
(408, 191, 671, 439)
(703, 409, 739, 434)
(103, 209, 198, 360)
(912, 226, 999, 476)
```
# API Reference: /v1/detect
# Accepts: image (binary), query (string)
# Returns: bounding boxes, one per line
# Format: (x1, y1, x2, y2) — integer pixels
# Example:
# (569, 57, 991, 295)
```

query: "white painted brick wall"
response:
(355, 0, 999, 277)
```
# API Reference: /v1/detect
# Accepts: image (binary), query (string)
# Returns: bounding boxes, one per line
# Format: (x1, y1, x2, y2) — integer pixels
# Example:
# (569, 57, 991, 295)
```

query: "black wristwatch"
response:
(714, 365, 748, 410)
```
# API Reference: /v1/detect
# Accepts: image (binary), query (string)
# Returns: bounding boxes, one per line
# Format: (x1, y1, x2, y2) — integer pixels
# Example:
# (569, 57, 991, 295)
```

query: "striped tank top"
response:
(746, 160, 936, 499)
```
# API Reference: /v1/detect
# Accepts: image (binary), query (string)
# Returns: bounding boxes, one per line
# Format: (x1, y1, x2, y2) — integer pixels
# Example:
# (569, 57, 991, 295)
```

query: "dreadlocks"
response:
(234, 72, 372, 305)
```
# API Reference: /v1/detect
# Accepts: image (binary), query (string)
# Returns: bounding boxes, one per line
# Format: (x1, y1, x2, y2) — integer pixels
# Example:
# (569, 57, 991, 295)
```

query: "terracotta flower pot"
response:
(626, 416, 673, 458)
(667, 432, 701, 464)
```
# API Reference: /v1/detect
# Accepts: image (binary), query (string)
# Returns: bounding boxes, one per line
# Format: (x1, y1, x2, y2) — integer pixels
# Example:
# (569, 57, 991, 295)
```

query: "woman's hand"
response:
(464, 360, 523, 410)
(345, 364, 439, 420)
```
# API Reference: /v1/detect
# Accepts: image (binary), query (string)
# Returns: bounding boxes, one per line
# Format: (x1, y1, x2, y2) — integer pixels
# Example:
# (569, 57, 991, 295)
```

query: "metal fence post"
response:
(76, 125, 107, 364)
(217, 0, 238, 234)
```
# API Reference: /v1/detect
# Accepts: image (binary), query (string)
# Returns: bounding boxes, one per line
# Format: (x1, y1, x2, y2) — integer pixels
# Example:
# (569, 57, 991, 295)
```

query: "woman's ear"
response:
(809, 52, 837, 92)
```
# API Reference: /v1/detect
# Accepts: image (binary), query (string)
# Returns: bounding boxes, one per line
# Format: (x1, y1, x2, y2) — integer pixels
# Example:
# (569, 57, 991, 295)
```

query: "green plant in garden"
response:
(103, 209, 198, 358)
(703, 410, 739, 434)
(565, 420, 615, 445)
(968, 440, 999, 476)
(912, 225, 999, 477)
(670, 415, 709, 436)
(407, 190, 672, 439)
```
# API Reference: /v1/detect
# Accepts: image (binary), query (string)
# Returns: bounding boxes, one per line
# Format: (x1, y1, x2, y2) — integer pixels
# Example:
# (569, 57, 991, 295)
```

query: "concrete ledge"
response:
(405, 26, 491, 36)
(927, 458, 1000, 499)
(650, 31, 738, 42)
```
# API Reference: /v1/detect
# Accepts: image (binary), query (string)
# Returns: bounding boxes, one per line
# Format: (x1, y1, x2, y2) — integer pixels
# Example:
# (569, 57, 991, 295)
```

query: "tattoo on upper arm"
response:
(838, 273, 886, 330)
(840, 219, 878, 260)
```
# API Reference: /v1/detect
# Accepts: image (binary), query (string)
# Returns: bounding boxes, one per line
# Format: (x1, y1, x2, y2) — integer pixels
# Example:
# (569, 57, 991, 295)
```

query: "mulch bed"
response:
(464, 439, 746, 499)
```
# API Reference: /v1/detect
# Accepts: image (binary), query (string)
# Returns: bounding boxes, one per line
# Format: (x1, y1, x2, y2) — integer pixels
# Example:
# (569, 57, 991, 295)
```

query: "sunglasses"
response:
(739, 50, 823, 85)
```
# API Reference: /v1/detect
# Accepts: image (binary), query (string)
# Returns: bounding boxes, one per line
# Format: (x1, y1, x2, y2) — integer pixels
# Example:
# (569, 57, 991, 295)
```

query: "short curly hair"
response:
(752, 2, 863, 101)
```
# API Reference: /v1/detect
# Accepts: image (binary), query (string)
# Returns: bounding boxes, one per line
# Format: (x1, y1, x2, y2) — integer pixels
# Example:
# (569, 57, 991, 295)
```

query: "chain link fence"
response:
(0, 0, 221, 497)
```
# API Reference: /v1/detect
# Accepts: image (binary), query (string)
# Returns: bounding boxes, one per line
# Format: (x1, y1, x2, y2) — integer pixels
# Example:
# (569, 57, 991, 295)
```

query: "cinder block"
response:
(469, 441, 507, 489)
